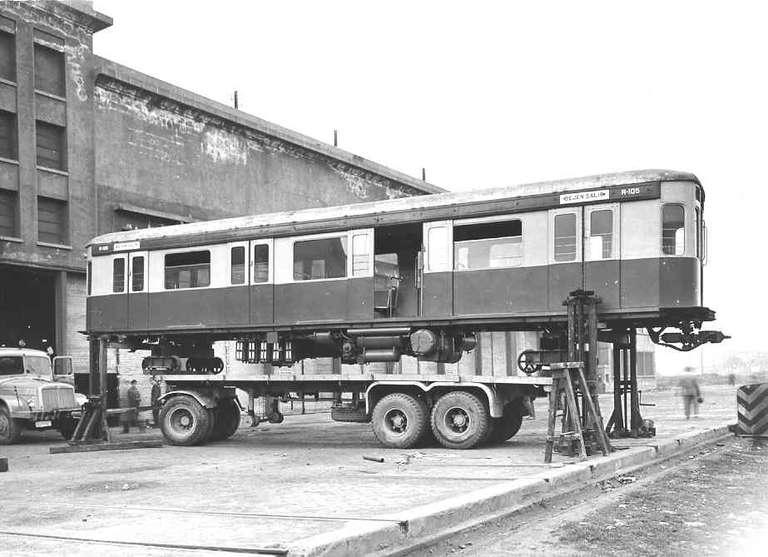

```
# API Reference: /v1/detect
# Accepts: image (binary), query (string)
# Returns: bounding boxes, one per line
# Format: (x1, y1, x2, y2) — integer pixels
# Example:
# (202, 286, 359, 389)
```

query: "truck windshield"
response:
(0, 356, 24, 376)
(26, 356, 51, 376)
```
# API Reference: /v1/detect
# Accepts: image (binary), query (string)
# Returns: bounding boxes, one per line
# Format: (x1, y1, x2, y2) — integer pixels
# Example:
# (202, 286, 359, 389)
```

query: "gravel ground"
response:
(410, 436, 768, 557)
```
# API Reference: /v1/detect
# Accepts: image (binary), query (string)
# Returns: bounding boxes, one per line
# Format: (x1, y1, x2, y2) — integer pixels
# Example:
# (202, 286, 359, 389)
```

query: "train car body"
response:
(84, 169, 723, 449)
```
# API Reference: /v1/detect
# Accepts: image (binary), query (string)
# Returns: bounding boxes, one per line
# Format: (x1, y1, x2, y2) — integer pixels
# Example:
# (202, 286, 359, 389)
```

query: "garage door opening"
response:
(0, 264, 56, 351)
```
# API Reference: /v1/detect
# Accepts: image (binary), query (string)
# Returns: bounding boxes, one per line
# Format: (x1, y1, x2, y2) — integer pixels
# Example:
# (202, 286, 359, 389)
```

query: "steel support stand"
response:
(605, 328, 654, 438)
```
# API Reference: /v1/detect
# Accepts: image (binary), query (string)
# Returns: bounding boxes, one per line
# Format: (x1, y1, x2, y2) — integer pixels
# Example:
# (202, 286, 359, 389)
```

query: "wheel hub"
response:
(385, 409, 408, 434)
(445, 407, 470, 433)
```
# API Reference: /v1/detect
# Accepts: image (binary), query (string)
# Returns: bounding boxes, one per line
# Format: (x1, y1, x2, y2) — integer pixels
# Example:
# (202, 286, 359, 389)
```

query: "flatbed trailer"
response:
(158, 370, 551, 450)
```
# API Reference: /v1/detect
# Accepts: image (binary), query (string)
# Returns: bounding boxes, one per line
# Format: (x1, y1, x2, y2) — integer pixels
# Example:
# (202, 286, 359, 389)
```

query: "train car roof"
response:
(89, 169, 700, 248)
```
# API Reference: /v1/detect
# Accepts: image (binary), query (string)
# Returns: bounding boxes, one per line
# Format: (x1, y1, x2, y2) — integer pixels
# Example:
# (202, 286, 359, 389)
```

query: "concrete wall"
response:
(0, 1, 441, 372)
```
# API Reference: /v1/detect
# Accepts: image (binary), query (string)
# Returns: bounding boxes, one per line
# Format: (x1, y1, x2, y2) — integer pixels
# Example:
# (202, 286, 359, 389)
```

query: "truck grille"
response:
(41, 385, 77, 411)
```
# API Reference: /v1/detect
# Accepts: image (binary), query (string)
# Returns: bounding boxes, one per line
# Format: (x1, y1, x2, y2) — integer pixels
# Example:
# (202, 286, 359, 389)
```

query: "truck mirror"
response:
(53, 356, 73, 376)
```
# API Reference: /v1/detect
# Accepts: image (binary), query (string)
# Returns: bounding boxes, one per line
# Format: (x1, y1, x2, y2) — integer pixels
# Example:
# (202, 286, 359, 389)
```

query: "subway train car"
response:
(86, 169, 717, 365)
(84, 169, 724, 448)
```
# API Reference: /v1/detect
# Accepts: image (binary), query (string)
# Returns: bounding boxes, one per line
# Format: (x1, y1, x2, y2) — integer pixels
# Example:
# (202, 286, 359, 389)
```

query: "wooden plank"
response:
(49, 440, 163, 454)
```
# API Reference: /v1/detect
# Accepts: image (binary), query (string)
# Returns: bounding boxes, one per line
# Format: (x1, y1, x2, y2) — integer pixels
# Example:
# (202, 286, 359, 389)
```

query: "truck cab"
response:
(0, 348, 83, 443)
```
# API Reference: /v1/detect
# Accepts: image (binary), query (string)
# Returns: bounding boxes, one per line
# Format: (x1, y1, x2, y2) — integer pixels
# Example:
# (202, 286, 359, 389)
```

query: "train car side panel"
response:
(660, 257, 700, 307)
(453, 266, 548, 315)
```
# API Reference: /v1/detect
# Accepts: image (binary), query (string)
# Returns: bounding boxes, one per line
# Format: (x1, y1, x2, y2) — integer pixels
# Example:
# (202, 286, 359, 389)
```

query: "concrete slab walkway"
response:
(0, 385, 737, 556)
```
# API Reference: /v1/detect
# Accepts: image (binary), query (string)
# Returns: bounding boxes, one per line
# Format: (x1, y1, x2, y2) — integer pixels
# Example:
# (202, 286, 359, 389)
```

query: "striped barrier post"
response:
(737, 383, 768, 436)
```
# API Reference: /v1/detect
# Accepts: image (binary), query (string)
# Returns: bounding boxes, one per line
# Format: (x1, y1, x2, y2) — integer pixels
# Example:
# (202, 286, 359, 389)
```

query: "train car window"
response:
(112, 258, 125, 293)
(254, 244, 269, 283)
(293, 237, 347, 280)
(231, 246, 246, 285)
(427, 226, 449, 271)
(554, 213, 577, 262)
(87, 261, 92, 295)
(352, 234, 370, 276)
(164, 250, 210, 289)
(588, 210, 613, 260)
(131, 256, 145, 292)
(695, 207, 701, 259)
(662, 205, 685, 256)
(453, 220, 522, 271)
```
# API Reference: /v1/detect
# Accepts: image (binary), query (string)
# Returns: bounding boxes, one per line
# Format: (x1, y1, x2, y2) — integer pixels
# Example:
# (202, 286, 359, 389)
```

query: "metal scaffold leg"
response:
(604, 328, 655, 438)
(544, 290, 612, 461)
(50, 337, 162, 454)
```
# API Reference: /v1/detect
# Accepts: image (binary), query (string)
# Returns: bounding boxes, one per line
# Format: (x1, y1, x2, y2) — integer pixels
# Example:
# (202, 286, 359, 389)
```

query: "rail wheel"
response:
(159, 395, 212, 446)
(209, 399, 242, 441)
(0, 406, 21, 445)
(430, 391, 490, 450)
(371, 393, 428, 449)
(487, 402, 523, 444)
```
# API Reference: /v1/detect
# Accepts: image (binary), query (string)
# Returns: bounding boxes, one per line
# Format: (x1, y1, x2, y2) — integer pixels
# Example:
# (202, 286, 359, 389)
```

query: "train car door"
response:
(349, 229, 374, 320)
(422, 221, 453, 317)
(87, 253, 128, 332)
(223, 241, 250, 326)
(127, 251, 149, 330)
(583, 203, 620, 310)
(547, 208, 582, 311)
(249, 239, 274, 325)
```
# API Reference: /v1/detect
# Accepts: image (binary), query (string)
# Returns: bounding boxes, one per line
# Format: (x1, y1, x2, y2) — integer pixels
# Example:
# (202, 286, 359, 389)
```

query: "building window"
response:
(662, 204, 685, 255)
(34, 43, 65, 97)
(293, 237, 347, 281)
(454, 220, 522, 271)
(112, 258, 125, 293)
(254, 244, 269, 283)
(0, 31, 15, 82)
(114, 210, 179, 231)
(131, 256, 145, 292)
(554, 213, 577, 262)
(0, 189, 17, 237)
(164, 251, 210, 289)
(588, 210, 613, 260)
(231, 246, 245, 285)
(36, 121, 66, 170)
(37, 196, 68, 245)
(0, 110, 17, 160)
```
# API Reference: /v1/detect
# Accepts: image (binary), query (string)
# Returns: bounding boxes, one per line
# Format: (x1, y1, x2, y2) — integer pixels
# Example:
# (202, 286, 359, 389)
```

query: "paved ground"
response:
(410, 435, 768, 557)
(0, 385, 738, 556)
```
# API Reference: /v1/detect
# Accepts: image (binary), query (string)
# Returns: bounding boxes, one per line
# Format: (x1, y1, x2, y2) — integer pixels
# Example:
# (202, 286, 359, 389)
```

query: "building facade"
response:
(0, 1, 440, 369)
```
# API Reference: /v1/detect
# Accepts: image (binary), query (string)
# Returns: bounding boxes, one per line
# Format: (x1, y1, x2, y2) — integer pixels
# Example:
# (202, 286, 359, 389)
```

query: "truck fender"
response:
(158, 390, 217, 410)
(364, 381, 503, 418)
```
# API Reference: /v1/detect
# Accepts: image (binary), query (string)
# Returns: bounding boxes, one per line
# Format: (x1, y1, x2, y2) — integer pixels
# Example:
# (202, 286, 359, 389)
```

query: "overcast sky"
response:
(92, 1, 766, 367)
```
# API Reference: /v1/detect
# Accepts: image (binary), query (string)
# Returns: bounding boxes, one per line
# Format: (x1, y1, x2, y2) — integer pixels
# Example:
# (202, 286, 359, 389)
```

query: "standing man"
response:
(151, 376, 162, 427)
(123, 379, 142, 433)
(679, 366, 702, 419)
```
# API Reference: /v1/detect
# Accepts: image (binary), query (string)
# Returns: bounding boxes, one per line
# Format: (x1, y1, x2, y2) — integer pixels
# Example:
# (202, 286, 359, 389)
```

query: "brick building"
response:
(0, 0, 441, 369)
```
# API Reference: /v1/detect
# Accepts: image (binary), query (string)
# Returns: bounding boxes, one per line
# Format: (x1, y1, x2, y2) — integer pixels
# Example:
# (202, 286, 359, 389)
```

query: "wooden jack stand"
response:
(545, 362, 611, 463)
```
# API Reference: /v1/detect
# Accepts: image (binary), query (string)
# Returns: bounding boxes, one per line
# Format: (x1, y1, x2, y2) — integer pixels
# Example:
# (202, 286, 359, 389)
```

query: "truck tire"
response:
(209, 399, 241, 441)
(0, 406, 21, 445)
(430, 391, 490, 450)
(159, 395, 212, 446)
(488, 403, 523, 444)
(371, 393, 428, 449)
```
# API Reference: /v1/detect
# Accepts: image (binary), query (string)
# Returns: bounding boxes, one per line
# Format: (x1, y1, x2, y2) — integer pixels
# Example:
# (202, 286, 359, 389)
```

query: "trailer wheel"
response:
(210, 399, 241, 441)
(371, 393, 428, 449)
(488, 403, 523, 444)
(0, 406, 21, 445)
(430, 391, 490, 450)
(159, 395, 212, 446)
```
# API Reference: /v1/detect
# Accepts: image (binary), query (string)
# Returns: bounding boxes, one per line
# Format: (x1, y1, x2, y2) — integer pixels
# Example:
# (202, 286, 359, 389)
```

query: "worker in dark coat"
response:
(123, 379, 142, 433)
(151, 376, 162, 427)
